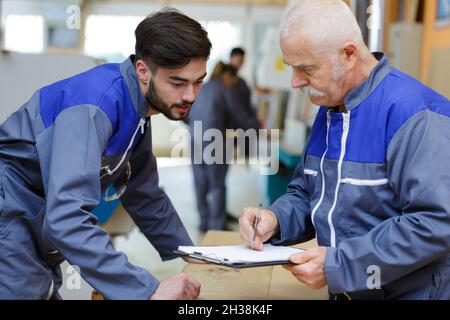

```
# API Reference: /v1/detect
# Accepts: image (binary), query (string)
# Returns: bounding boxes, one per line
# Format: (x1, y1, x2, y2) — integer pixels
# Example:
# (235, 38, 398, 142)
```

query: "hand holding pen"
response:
(251, 203, 263, 250)
(239, 204, 280, 251)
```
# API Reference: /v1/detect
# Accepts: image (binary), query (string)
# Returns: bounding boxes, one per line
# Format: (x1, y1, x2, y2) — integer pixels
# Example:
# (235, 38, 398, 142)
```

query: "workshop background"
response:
(0, 0, 449, 299)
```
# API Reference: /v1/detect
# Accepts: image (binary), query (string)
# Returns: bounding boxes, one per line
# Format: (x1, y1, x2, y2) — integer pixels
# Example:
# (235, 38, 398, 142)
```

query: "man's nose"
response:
(182, 85, 196, 103)
(291, 73, 309, 89)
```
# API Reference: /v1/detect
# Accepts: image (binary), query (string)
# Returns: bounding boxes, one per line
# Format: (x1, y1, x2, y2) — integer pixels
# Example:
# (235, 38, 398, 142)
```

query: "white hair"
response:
(280, 0, 365, 56)
(301, 86, 326, 97)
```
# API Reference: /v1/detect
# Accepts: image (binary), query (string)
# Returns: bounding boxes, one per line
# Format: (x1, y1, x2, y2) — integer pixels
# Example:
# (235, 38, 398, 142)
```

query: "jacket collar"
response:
(120, 55, 149, 118)
(344, 52, 392, 111)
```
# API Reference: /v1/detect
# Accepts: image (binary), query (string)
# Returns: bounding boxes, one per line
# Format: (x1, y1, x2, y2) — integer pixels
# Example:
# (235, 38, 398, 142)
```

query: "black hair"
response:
(135, 7, 211, 71)
(221, 63, 238, 76)
(210, 61, 237, 80)
(230, 47, 245, 57)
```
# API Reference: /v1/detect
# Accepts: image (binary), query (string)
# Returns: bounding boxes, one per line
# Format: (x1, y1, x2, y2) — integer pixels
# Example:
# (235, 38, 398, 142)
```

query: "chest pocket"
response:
(338, 176, 397, 236)
(302, 166, 322, 213)
(303, 169, 318, 194)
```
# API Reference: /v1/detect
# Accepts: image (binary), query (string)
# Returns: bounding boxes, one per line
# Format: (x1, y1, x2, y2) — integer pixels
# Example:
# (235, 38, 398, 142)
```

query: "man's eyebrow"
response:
(169, 73, 207, 82)
(283, 60, 315, 69)
(195, 73, 207, 81)
(169, 76, 188, 82)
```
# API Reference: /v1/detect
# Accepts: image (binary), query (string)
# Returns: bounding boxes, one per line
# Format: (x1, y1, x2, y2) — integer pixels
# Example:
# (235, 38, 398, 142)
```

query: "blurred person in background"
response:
(188, 62, 259, 232)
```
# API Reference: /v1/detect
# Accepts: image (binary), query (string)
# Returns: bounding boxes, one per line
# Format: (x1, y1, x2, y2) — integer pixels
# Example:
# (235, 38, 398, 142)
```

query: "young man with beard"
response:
(0, 8, 211, 300)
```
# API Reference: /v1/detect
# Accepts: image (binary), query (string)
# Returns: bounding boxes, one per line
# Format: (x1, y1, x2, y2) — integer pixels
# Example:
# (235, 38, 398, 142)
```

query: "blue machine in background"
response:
(266, 147, 301, 204)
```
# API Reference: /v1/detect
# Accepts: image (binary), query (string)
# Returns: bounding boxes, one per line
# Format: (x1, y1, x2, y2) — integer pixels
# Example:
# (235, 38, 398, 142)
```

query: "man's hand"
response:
(239, 207, 279, 251)
(283, 246, 327, 290)
(150, 273, 201, 300)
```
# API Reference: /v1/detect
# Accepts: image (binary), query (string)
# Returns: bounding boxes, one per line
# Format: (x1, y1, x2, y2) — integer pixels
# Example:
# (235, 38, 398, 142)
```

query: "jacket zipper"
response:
(101, 118, 146, 178)
(311, 110, 331, 229)
(327, 111, 351, 247)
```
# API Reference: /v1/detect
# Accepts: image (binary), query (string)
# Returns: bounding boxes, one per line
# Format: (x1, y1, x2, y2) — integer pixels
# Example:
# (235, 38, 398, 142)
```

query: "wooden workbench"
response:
(183, 231, 329, 300)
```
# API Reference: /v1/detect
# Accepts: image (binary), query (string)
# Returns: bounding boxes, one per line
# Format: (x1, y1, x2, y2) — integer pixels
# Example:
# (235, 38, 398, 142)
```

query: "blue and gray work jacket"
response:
(0, 55, 193, 299)
(270, 53, 450, 299)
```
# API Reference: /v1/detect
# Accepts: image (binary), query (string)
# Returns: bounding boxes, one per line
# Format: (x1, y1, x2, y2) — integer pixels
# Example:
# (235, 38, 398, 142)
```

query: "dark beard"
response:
(145, 80, 192, 121)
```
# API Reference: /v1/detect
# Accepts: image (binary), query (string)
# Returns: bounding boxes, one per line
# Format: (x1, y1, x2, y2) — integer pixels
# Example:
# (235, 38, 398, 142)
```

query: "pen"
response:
(251, 203, 263, 250)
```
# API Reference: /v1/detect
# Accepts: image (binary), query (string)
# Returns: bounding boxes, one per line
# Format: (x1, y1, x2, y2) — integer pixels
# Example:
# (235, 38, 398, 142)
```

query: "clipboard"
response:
(174, 248, 297, 269)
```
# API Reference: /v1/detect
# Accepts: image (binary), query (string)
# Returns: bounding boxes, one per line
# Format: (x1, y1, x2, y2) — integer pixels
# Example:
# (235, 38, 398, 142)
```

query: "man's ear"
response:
(340, 42, 358, 71)
(135, 59, 151, 85)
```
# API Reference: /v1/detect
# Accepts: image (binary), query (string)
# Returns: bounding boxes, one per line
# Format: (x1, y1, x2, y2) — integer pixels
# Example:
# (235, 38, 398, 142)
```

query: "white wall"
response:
(87, 1, 286, 85)
(2, 0, 81, 21)
(2, 0, 287, 84)
(0, 52, 98, 122)
(1, 1, 287, 153)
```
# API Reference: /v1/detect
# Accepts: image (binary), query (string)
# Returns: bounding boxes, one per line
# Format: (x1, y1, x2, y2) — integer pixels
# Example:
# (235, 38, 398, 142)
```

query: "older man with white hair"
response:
(240, 0, 450, 299)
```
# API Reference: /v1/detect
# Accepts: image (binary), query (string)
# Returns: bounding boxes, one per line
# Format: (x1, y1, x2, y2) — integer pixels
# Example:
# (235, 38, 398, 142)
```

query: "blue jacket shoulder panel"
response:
(39, 63, 121, 129)
(381, 69, 450, 148)
(306, 68, 450, 163)
(39, 63, 142, 157)
(99, 78, 141, 157)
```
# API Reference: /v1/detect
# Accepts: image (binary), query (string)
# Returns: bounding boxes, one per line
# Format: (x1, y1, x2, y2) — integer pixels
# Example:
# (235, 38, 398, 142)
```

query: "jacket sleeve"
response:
(39, 105, 158, 300)
(119, 121, 194, 260)
(325, 110, 450, 294)
(268, 158, 316, 245)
